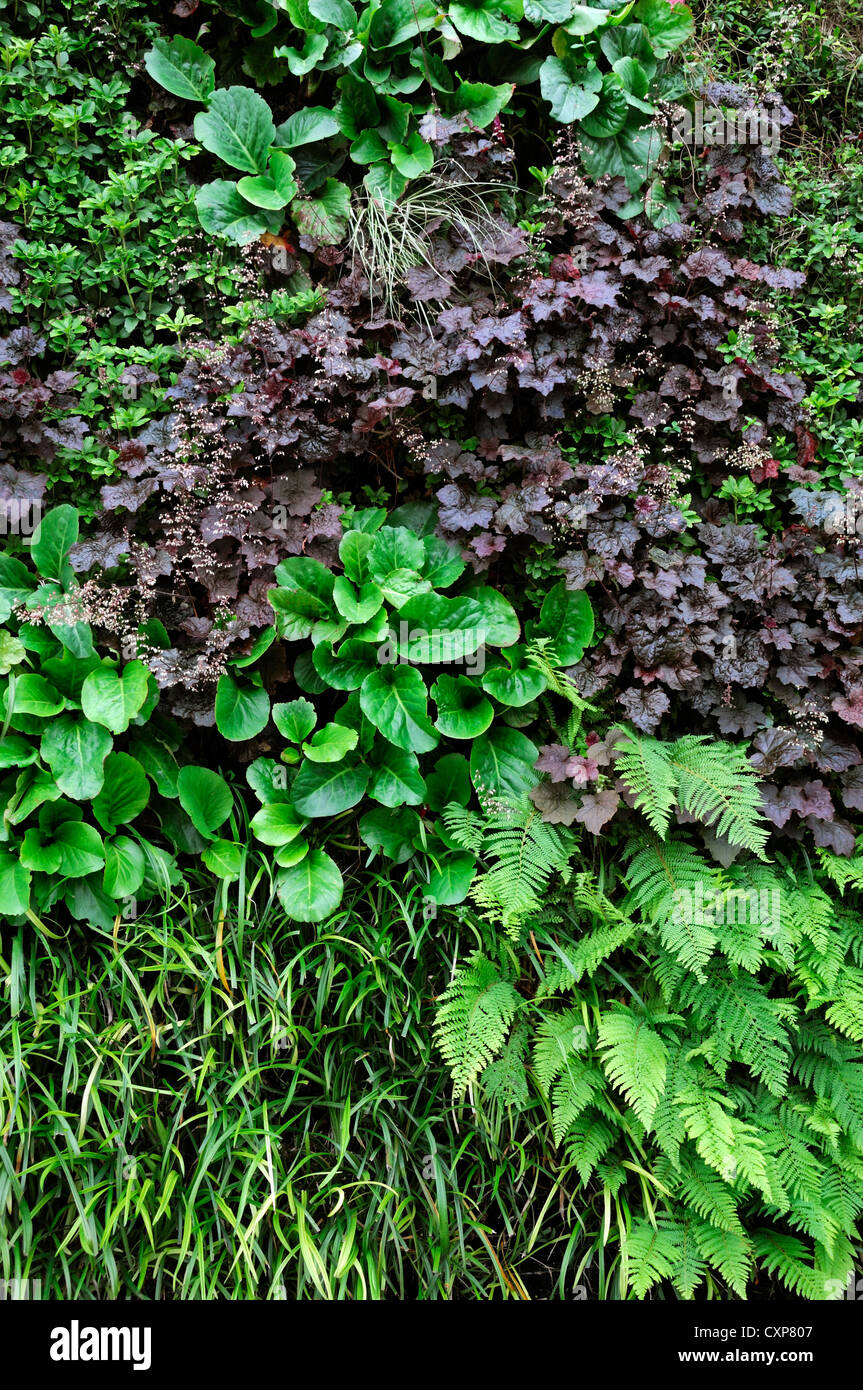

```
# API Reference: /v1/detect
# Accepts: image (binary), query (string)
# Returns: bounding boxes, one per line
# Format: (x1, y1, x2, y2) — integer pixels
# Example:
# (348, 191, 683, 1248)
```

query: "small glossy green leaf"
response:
(273, 698, 316, 742)
(177, 766, 233, 839)
(215, 673, 270, 740)
(276, 848, 343, 922)
(360, 665, 439, 753)
(81, 660, 149, 734)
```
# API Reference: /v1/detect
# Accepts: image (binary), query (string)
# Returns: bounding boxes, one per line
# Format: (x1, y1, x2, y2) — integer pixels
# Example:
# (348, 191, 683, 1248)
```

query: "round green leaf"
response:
(250, 802, 307, 846)
(470, 727, 539, 799)
(0, 848, 30, 914)
(431, 674, 494, 740)
(538, 582, 595, 665)
(10, 674, 64, 719)
(292, 756, 370, 817)
(92, 753, 150, 833)
(312, 639, 378, 690)
(274, 106, 341, 148)
(53, 821, 105, 879)
(81, 660, 150, 734)
(144, 36, 216, 102)
(177, 766, 233, 839)
(359, 807, 421, 863)
(236, 174, 289, 209)
(302, 722, 359, 763)
(193, 86, 275, 173)
(539, 56, 602, 123)
(40, 715, 112, 800)
(103, 837, 146, 899)
(368, 744, 426, 807)
(424, 752, 471, 811)
(425, 851, 476, 905)
(360, 664, 439, 753)
(276, 849, 343, 922)
(196, 180, 276, 244)
(290, 178, 350, 246)
(579, 72, 629, 139)
(481, 646, 548, 707)
(273, 698, 316, 742)
(202, 839, 245, 881)
(215, 674, 270, 741)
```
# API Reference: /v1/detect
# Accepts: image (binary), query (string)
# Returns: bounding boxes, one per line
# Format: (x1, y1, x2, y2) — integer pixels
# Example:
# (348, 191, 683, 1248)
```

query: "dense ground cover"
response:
(1, 0, 863, 1301)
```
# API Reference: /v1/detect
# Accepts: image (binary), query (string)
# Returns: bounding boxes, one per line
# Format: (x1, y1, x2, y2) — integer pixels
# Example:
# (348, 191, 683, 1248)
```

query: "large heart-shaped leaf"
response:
(369, 0, 438, 49)
(359, 807, 421, 862)
(92, 753, 150, 833)
(424, 753, 472, 811)
(215, 674, 270, 741)
(291, 756, 370, 817)
(396, 594, 486, 662)
(81, 660, 149, 734)
(635, 0, 694, 56)
(177, 766, 233, 839)
(9, 674, 64, 719)
(273, 698, 317, 742)
(290, 178, 350, 245)
(40, 715, 112, 800)
(450, 3, 518, 42)
(103, 836, 146, 898)
(53, 821, 105, 879)
(274, 106, 341, 148)
(194, 86, 275, 173)
(30, 505, 78, 583)
(432, 675, 494, 740)
(538, 582, 595, 665)
(470, 727, 539, 799)
(312, 638, 379, 690)
(425, 851, 476, 905)
(276, 848, 343, 922)
(144, 36, 215, 102)
(0, 847, 30, 914)
(369, 744, 426, 806)
(196, 180, 278, 244)
(450, 81, 514, 127)
(270, 556, 335, 640)
(539, 57, 602, 122)
(481, 646, 548, 707)
(360, 665, 439, 753)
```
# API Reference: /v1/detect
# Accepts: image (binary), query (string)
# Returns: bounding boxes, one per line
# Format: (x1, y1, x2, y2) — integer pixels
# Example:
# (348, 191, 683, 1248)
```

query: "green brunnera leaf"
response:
(368, 744, 426, 807)
(92, 753, 150, 833)
(81, 660, 150, 734)
(249, 802, 306, 845)
(425, 851, 476, 905)
(431, 675, 494, 740)
(276, 848, 343, 923)
(471, 587, 520, 647)
(274, 106, 341, 148)
(196, 181, 280, 245)
(144, 36, 216, 102)
(539, 56, 602, 122)
(40, 714, 112, 800)
(579, 72, 629, 138)
(470, 727, 539, 799)
(360, 665, 439, 754)
(302, 722, 359, 763)
(291, 755, 370, 817)
(103, 836, 146, 898)
(271, 556, 335, 642)
(0, 847, 30, 915)
(481, 645, 548, 707)
(635, 0, 694, 55)
(359, 807, 421, 863)
(273, 698, 316, 742)
(538, 582, 595, 664)
(177, 766, 233, 839)
(391, 131, 434, 178)
(290, 179, 351, 246)
(30, 504, 78, 582)
(215, 673, 270, 741)
(193, 87, 275, 173)
(236, 174, 289, 210)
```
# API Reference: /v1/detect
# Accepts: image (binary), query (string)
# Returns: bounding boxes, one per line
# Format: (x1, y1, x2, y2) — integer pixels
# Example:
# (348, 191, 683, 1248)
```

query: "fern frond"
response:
(597, 1005, 670, 1128)
(434, 952, 521, 1096)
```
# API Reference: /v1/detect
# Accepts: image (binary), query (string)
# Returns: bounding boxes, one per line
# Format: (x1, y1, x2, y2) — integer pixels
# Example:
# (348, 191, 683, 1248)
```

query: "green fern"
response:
(616, 729, 769, 856)
(434, 952, 521, 1096)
